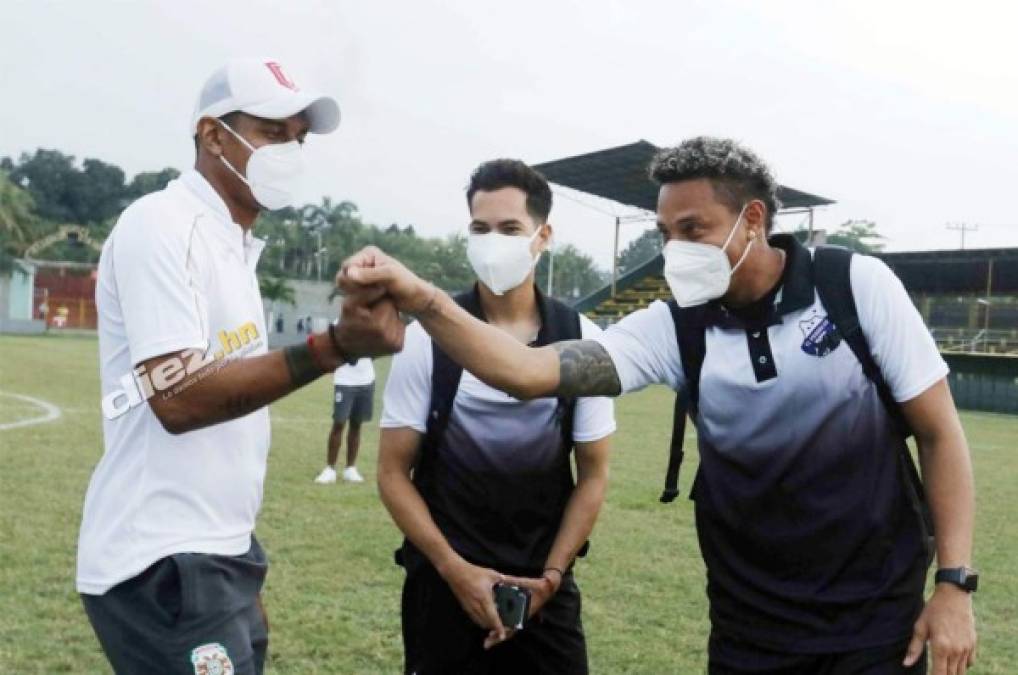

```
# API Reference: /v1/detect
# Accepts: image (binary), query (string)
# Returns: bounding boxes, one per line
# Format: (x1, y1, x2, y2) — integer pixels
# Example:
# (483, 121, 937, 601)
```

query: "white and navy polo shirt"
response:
(594, 235, 948, 652)
(78, 171, 270, 595)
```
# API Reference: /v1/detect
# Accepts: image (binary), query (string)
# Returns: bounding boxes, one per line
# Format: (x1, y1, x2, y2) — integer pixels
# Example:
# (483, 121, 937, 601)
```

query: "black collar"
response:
(465, 283, 551, 346)
(701, 234, 815, 329)
(771, 233, 815, 316)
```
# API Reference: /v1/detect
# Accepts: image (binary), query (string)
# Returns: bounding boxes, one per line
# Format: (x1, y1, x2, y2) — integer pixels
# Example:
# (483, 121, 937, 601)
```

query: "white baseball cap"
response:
(191, 57, 340, 135)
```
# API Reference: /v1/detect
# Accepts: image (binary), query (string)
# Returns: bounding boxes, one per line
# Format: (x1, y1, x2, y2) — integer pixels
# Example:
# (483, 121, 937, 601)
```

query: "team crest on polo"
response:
(190, 643, 233, 675)
(799, 312, 842, 357)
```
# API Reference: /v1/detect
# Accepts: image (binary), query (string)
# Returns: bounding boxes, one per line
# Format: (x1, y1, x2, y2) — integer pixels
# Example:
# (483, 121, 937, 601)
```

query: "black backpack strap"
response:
(661, 300, 707, 503)
(813, 247, 911, 437)
(397, 291, 479, 570)
(419, 290, 483, 463)
(667, 299, 708, 416)
(537, 294, 584, 452)
(813, 246, 933, 550)
(538, 293, 589, 557)
(660, 388, 689, 503)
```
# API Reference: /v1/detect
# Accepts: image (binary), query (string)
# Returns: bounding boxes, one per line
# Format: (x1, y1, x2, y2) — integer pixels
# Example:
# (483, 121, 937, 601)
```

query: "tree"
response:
(258, 275, 296, 306)
(617, 228, 663, 275)
(536, 244, 609, 300)
(4, 150, 127, 226)
(825, 220, 885, 254)
(126, 168, 180, 200)
(5, 149, 80, 223)
(0, 170, 38, 249)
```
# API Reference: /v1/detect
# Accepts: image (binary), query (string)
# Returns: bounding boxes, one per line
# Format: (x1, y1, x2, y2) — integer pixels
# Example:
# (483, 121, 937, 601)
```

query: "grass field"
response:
(1, 333, 1016, 673)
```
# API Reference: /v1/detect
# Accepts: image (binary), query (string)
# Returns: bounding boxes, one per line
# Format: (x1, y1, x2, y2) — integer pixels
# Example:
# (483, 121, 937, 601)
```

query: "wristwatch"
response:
(935, 567, 979, 592)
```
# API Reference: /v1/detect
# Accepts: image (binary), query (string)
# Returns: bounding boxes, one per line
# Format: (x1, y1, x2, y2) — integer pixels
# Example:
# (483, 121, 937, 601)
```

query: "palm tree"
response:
(258, 275, 297, 306)
(0, 170, 37, 249)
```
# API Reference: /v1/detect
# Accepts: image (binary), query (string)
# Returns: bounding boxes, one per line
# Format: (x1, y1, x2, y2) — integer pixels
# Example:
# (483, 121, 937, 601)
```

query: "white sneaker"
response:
(314, 466, 337, 484)
(342, 466, 365, 483)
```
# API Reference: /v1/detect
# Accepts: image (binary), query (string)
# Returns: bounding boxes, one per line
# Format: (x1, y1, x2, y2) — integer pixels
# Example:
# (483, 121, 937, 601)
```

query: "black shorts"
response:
(708, 628, 927, 675)
(333, 383, 374, 424)
(401, 561, 587, 675)
(81, 537, 268, 675)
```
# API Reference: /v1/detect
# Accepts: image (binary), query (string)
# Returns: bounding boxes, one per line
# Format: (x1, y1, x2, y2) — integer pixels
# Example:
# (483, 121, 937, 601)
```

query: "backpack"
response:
(396, 285, 587, 571)
(661, 246, 933, 549)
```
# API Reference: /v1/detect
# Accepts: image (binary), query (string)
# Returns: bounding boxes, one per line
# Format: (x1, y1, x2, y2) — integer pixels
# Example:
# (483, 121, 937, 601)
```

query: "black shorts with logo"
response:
(333, 383, 374, 424)
(81, 537, 268, 675)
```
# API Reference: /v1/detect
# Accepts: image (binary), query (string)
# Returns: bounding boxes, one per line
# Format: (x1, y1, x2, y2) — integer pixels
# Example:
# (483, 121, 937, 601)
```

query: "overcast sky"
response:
(4, 0, 1016, 268)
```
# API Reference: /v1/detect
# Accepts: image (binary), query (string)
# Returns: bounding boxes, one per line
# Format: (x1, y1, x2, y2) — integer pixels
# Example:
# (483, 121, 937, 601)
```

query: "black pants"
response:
(709, 629, 927, 675)
(81, 537, 268, 675)
(401, 561, 587, 675)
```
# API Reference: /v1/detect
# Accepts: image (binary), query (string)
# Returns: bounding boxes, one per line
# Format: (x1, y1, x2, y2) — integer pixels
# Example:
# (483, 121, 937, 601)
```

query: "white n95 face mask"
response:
(219, 121, 304, 211)
(467, 227, 544, 295)
(663, 204, 752, 307)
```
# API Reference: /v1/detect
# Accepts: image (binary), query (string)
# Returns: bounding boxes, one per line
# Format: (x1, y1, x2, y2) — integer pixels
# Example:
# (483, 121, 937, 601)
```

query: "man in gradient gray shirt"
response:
(339, 137, 977, 674)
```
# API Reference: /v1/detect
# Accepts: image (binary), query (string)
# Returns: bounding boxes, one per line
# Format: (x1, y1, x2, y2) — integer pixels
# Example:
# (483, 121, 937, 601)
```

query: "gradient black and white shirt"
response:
(382, 315, 616, 572)
(594, 235, 948, 652)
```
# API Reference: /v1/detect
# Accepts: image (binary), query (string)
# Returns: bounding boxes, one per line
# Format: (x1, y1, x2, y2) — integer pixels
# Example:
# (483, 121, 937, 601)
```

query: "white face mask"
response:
(219, 121, 304, 211)
(467, 227, 544, 296)
(662, 204, 753, 307)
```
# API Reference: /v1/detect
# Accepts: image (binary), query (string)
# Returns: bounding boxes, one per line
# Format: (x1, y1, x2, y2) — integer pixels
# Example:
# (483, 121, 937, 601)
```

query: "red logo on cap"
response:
(265, 61, 298, 91)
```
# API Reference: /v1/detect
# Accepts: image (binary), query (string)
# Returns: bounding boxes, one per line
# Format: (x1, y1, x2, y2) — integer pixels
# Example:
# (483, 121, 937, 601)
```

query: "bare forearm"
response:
(378, 470, 461, 574)
(544, 478, 608, 573)
(417, 291, 558, 399)
(147, 335, 339, 433)
(902, 380, 976, 569)
(418, 291, 621, 399)
(919, 434, 975, 568)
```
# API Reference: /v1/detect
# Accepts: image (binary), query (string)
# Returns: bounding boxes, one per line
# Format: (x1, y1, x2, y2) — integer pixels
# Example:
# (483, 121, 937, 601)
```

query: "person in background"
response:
(315, 357, 376, 484)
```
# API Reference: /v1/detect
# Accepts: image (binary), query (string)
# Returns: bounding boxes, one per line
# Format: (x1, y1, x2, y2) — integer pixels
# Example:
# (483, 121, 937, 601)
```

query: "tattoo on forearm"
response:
(283, 344, 322, 387)
(553, 340, 622, 398)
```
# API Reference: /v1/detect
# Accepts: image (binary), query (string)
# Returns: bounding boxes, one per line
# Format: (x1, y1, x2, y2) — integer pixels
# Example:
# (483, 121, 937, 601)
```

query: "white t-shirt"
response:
(594, 251, 948, 403)
(334, 358, 376, 387)
(381, 316, 616, 444)
(77, 171, 271, 594)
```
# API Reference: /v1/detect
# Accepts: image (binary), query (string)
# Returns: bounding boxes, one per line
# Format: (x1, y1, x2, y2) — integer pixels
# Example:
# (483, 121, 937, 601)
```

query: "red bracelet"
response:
(306, 334, 331, 373)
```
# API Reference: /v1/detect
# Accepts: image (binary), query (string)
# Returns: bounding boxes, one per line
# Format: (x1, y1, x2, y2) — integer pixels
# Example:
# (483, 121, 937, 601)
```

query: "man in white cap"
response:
(77, 57, 405, 674)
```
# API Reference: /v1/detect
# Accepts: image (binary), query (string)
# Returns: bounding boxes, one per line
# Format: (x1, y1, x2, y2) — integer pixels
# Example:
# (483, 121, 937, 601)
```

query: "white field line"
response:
(0, 391, 63, 431)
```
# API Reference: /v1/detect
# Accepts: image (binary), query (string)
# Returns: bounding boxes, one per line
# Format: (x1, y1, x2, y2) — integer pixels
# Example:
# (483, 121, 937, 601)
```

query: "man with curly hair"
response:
(339, 137, 978, 674)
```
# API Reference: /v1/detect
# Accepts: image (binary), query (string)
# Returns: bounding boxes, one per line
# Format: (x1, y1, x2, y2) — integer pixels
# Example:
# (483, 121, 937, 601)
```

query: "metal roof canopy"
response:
(534, 140, 835, 213)
(881, 247, 1018, 294)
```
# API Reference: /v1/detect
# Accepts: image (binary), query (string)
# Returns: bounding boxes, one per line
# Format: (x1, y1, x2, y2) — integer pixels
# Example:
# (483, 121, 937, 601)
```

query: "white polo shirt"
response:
(77, 170, 270, 595)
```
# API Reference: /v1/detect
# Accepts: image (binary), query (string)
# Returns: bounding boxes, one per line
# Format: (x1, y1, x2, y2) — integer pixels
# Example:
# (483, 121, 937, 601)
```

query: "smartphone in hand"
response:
(493, 583, 531, 630)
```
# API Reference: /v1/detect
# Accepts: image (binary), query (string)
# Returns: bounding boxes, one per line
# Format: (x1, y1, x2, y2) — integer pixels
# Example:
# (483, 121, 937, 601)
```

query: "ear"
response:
(744, 200, 767, 239)
(196, 117, 226, 157)
(535, 222, 553, 254)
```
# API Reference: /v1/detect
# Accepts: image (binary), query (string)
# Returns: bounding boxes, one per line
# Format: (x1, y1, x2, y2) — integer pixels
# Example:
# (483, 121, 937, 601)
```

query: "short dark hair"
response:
(466, 159, 553, 224)
(649, 136, 780, 230)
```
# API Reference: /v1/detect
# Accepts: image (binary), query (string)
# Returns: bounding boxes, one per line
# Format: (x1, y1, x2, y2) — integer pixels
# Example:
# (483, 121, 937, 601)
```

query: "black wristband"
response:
(283, 343, 322, 387)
